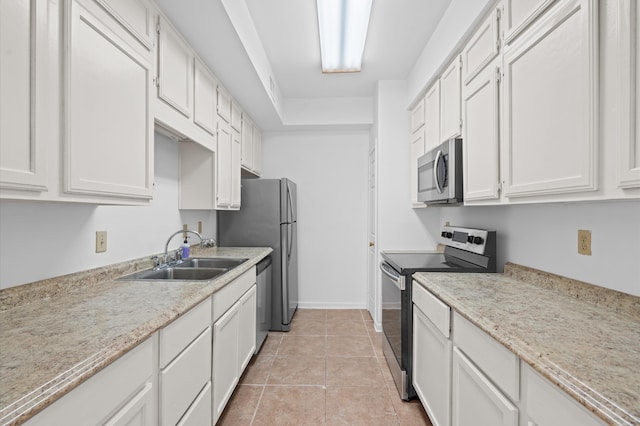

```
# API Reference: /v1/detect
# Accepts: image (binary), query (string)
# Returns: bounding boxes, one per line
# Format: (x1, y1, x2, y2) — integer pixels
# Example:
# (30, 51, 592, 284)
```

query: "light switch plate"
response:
(578, 229, 591, 255)
(96, 231, 107, 253)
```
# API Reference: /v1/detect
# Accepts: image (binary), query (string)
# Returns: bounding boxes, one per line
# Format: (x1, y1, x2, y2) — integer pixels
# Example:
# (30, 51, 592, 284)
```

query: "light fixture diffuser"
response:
(317, 0, 373, 73)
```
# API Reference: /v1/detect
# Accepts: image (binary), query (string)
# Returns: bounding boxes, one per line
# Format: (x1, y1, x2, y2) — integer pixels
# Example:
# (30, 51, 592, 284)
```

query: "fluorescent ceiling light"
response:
(317, 0, 373, 73)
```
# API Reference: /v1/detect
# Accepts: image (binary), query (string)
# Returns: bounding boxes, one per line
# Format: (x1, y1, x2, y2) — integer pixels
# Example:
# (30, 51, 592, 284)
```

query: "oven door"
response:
(380, 261, 413, 400)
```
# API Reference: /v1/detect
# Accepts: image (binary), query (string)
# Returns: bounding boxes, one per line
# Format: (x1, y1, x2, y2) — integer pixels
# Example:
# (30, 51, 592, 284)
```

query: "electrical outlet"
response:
(578, 229, 591, 256)
(198, 221, 202, 234)
(182, 224, 188, 239)
(96, 231, 107, 253)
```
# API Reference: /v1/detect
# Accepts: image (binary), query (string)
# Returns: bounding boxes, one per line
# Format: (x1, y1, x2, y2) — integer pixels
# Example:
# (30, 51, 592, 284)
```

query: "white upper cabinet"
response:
(410, 130, 426, 206)
(216, 119, 240, 210)
(502, 0, 598, 198)
(463, 62, 502, 203)
(95, 0, 154, 50)
(440, 56, 463, 141)
(231, 128, 242, 209)
(157, 16, 192, 119)
(618, 0, 640, 188)
(503, 0, 559, 44)
(241, 114, 254, 170)
(253, 126, 262, 175)
(217, 85, 232, 124)
(64, 0, 153, 199)
(231, 100, 242, 132)
(411, 98, 426, 134)
(193, 58, 217, 136)
(424, 81, 441, 152)
(0, 0, 47, 192)
(462, 6, 501, 85)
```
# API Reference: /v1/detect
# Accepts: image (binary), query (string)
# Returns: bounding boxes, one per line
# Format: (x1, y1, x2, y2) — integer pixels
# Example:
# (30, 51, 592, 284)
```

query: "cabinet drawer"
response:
(453, 311, 519, 401)
(176, 381, 212, 426)
(523, 364, 604, 426)
(213, 267, 256, 322)
(159, 297, 212, 367)
(160, 326, 212, 426)
(412, 281, 450, 338)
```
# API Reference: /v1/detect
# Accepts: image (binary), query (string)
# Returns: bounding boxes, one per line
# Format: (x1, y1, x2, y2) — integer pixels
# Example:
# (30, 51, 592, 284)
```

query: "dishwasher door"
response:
(255, 256, 272, 353)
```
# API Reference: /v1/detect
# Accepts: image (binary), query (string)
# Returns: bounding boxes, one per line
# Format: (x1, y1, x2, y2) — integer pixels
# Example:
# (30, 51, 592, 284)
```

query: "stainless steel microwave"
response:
(417, 138, 463, 204)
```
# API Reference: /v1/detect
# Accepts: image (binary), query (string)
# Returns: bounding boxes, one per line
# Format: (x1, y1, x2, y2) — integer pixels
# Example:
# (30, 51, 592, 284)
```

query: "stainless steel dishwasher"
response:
(255, 256, 272, 353)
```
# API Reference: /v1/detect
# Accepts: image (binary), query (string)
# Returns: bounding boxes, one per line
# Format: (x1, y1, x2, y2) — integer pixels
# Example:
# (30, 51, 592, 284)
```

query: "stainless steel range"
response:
(379, 225, 497, 400)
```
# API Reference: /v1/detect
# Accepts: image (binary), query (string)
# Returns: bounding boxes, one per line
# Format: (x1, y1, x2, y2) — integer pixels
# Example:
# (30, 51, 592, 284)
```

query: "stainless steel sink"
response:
(118, 257, 248, 281)
(177, 257, 248, 269)
(119, 267, 227, 281)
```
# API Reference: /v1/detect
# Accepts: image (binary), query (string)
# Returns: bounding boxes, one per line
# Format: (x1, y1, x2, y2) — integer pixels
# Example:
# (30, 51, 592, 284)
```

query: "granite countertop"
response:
(412, 263, 640, 426)
(0, 246, 272, 426)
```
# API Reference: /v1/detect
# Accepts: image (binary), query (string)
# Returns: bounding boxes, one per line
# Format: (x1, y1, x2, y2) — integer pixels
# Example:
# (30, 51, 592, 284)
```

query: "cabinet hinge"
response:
(155, 76, 160, 88)
(496, 37, 501, 51)
(459, 56, 463, 70)
(156, 21, 161, 34)
(459, 118, 463, 132)
(497, 181, 502, 194)
(496, 67, 501, 84)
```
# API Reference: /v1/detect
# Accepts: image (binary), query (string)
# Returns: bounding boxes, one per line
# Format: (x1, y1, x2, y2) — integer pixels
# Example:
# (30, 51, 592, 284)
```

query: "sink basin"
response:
(118, 257, 249, 281)
(119, 267, 227, 281)
(177, 257, 249, 269)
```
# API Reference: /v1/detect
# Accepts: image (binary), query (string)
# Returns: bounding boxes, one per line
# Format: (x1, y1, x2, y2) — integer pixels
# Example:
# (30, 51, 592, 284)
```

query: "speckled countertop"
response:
(413, 263, 640, 426)
(0, 246, 272, 426)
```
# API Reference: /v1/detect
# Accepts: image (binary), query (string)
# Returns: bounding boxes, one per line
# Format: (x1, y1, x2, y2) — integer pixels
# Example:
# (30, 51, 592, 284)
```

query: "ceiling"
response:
(154, 0, 452, 131)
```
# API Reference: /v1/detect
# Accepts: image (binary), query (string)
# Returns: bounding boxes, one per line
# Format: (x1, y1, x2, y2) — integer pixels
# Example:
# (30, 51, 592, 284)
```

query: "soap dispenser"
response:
(181, 238, 190, 259)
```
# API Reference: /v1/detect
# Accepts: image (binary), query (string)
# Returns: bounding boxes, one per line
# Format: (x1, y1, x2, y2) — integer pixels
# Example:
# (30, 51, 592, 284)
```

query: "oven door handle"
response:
(379, 262, 405, 291)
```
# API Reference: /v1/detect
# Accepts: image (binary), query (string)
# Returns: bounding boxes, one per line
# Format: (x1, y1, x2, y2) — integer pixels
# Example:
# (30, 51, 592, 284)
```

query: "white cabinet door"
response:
(413, 305, 452, 426)
(231, 129, 242, 209)
(463, 62, 501, 203)
(411, 98, 426, 134)
(0, 0, 47, 192)
(503, 0, 559, 44)
(216, 120, 233, 209)
(462, 6, 500, 85)
(618, 0, 640, 188)
(157, 16, 192, 118)
(64, 0, 153, 199)
(451, 348, 518, 426)
(253, 126, 262, 175)
(176, 382, 212, 426)
(440, 57, 462, 141)
(424, 81, 441, 151)
(95, 0, 154, 50)
(103, 383, 155, 426)
(193, 59, 217, 136)
(238, 285, 257, 372)
(241, 113, 254, 171)
(502, 0, 598, 198)
(217, 85, 232, 124)
(231, 100, 242, 132)
(212, 302, 241, 424)
(411, 131, 426, 206)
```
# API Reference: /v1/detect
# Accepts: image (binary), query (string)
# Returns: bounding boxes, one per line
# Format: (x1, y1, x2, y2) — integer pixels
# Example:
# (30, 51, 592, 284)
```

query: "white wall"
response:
(0, 133, 217, 290)
(418, 201, 640, 296)
(260, 131, 369, 308)
(375, 80, 440, 252)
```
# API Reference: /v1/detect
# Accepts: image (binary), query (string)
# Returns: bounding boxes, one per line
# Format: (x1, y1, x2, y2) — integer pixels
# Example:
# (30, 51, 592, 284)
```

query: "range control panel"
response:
(440, 225, 493, 255)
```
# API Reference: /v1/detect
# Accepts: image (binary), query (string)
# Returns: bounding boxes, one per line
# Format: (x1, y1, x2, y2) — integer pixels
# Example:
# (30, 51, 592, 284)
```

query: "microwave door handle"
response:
(433, 150, 443, 193)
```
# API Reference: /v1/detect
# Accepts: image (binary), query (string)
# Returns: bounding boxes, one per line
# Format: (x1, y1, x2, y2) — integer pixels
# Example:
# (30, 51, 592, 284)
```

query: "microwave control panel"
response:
(439, 225, 493, 255)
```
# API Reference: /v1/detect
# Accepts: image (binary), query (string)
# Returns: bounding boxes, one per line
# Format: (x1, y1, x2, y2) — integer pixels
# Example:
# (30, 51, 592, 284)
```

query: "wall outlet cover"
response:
(96, 231, 107, 253)
(578, 229, 592, 256)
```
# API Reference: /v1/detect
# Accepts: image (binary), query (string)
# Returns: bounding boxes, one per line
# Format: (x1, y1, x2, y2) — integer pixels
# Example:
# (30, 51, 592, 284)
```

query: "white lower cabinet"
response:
(451, 347, 518, 426)
(413, 297, 452, 426)
(177, 381, 212, 426)
(25, 335, 158, 426)
(522, 364, 604, 426)
(212, 268, 257, 424)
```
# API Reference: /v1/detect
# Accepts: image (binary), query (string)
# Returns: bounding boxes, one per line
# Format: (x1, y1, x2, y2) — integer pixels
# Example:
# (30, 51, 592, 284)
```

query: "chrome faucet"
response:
(163, 229, 202, 265)
(160, 229, 217, 267)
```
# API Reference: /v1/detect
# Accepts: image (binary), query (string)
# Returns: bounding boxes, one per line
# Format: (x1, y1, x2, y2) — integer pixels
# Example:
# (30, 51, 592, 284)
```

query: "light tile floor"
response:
(218, 309, 433, 425)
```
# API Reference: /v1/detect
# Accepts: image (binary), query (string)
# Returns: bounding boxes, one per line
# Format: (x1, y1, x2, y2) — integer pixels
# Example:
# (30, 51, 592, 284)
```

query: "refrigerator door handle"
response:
(287, 182, 296, 223)
(281, 224, 289, 323)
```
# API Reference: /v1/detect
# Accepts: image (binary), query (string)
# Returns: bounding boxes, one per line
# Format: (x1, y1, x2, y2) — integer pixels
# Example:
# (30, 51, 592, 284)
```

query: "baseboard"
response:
(298, 301, 368, 309)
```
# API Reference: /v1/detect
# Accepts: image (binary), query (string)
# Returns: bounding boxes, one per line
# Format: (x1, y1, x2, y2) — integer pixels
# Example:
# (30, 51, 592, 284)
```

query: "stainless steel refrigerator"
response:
(218, 178, 298, 331)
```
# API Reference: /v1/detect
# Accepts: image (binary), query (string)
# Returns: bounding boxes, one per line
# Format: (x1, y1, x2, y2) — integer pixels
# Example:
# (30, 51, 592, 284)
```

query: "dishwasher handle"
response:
(379, 262, 405, 291)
